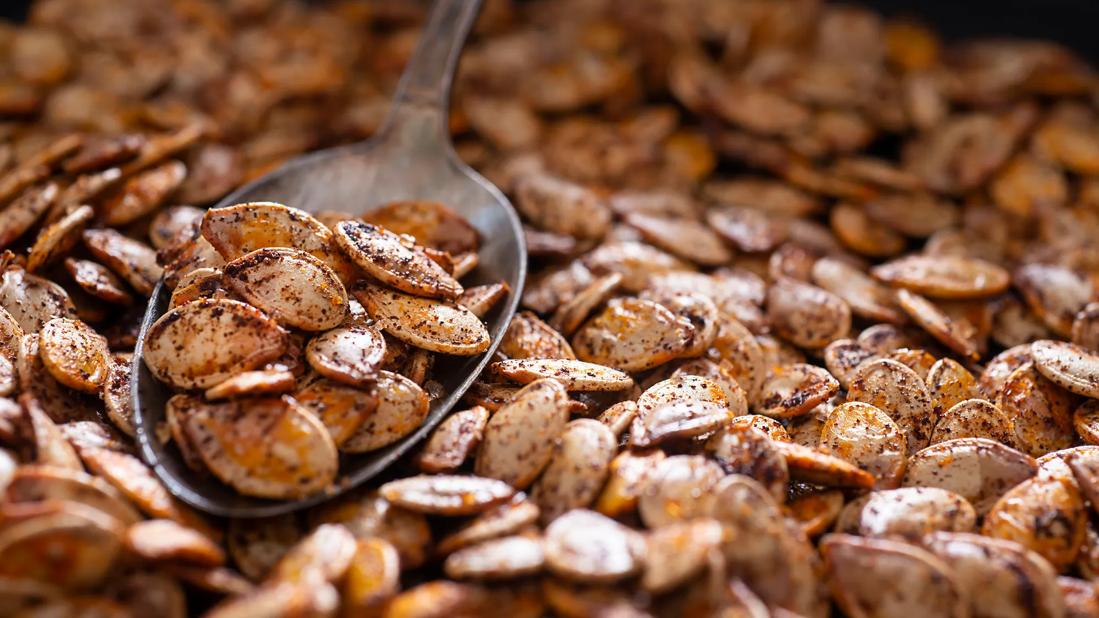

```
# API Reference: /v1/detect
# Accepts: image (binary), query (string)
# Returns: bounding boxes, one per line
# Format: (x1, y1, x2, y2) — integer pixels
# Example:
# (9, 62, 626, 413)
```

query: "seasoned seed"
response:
(492, 358, 632, 392)
(82, 228, 162, 296)
(1031, 339, 1099, 399)
(363, 200, 479, 255)
(594, 449, 666, 518)
(812, 257, 905, 323)
(64, 258, 133, 305)
(633, 400, 730, 448)
(904, 438, 1037, 515)
(223, 247, 348, 331)
(380, 475, 515, 516)
(822, 401, 907, 488)
(125, 519, 225, 567)
(543, 509, 645, 582)
(773, 441, 876, 489)
(999, 363, 1075, 457)
(1015, 264, 1092, 337)
(339, 371, 428, 453)
(706, 425, 789, 502)
(201, 202, 357, 283)
(354, 282, 489, 356)
(38, 317, 109, 393)
(641, 518, 724, 594)
(143, 298, 287, 390)
(848, 358, 936, 451)
(836, 487, 977, 539)
(982, 467, 1087, 570)
(77, 446, 218, 541)
(896, 289, 980, 360)
(457, 282, 510, 319)
(531, 419, 616, 523)
(787, 490, 844, 537)
(624, 212, 733, 266)
(500, 311, 576, 360)
(444, 535, 545, 581)
(0, 182, 58, 250)
(926, 358, 979, 417)
(572, 297, 694, 372)
(638, 454, 725, 528)
(822, 534, 968, 618)
(342, 537, 400, 614)
(5, 464, 141, 526)
(766, 277, 851, 349)
(475, 379, 569, 489)
(335, 220, 463, 300)
(514, 173, 610, 241)
(930, 399, 1015, 446)
(1074, 401, 1099, 446)
(756, 363, 839, 419)
(824, 339, 878, 389)
(293, 378, 377, 447)
(872, 254, 1009, 299)
(26, 204, 92, 273)
(100, 160, 186, 226)
(416, 406, 489, 474)
(436, 496, 541, 556)
(304, 325, 386, 387)
(922, 531, 1064, 618)
(0, 267, 77, 333)
(204, 369, 296, 401)
(707, 315, 765, 403)
(182, 395, 338, 500)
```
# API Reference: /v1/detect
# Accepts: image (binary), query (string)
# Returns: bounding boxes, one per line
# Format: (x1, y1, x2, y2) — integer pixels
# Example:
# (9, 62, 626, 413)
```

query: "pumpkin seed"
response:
(572, 297, 694, 372)
(26, 204, 92, 272)
(125, 519, 225, 567)
(335, 220, 463, 300)
(143, 298, 287, 390)
(822, 534, 969, 618)
(304, 324, 386, 387)
(531, 419, 616, 523)
(181, 395, 338, 499)
(380, 475, 515, 516)
(822, 401, 907, 488)
(38, 317, 109, 393)
(836, 487, 977, 539)
(354, 282, 489, 356)
(475, 379, 569, 489)
(982, 466, 1087, 570)
(872, 254, 1010, 299)
(0, 266, 77, 333)
(930, 399, 1016, 446)
(543, 509, 645, 582)
(223, 247, 348, 331)
(492, 358, 632, 391)
(200, 202, 356, 283)
(848, 358, 936, 451)
(82, 228, 162, 296)
(756, 363, 840, 419)
(767, 277, 851, 349)
(64, 258, 133, 305)
(443, 535, 545, 581)
(339, 371, 428, 453)
(416, 406, 489, 474)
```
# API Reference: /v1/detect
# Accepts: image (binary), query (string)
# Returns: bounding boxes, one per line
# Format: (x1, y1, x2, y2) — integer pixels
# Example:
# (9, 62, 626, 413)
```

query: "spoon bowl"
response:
(130, 0, 525, 518)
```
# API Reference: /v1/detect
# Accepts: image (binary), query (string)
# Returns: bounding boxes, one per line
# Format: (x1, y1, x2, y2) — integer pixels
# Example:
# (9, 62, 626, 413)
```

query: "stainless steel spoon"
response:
(131, 0, 525, 518)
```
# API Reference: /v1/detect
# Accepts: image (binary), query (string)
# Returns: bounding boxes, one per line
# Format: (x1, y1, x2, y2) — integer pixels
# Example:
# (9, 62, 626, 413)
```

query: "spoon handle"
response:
(381, 0, 483, 134)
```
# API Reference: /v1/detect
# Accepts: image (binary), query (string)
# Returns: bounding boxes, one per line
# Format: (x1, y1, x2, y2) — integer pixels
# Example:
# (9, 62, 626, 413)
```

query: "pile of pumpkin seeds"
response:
(143, 200, 497, 499)
(3, 0, 1099, 616)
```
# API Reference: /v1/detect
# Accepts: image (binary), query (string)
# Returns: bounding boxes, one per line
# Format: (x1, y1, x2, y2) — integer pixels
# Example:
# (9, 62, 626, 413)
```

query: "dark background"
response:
(1, 0, 1098, 58)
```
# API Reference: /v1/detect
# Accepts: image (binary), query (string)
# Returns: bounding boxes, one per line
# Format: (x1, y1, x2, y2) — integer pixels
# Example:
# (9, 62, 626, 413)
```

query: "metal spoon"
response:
(131, 0, 525, 518)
